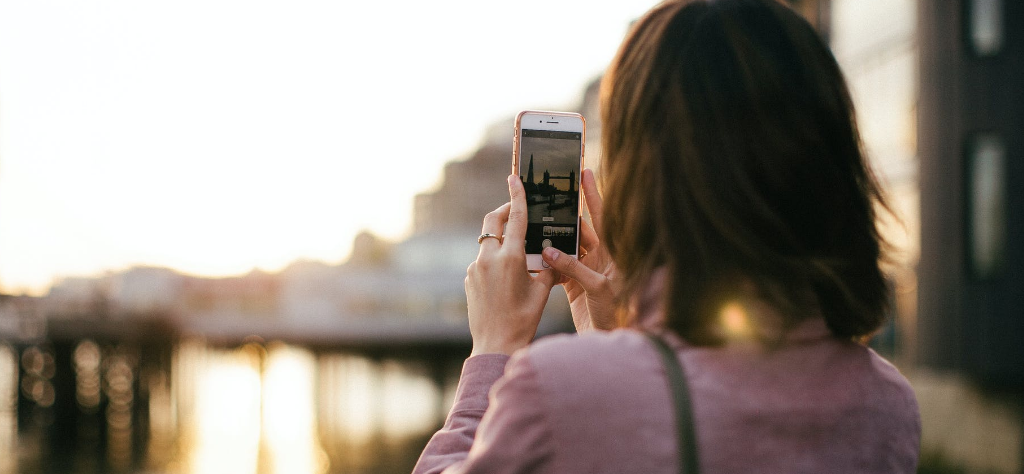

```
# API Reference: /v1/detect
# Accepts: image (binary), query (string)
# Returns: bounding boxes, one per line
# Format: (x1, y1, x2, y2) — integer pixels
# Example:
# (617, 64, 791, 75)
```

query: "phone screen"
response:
(519, 129, 583, 255)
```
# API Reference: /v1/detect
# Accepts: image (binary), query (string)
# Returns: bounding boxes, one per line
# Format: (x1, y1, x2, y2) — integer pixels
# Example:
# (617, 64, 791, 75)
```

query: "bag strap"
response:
(645, 333, 700, 474)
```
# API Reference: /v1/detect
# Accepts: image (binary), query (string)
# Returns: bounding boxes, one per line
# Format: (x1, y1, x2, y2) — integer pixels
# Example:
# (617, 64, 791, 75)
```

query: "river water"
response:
(0, 340, 465, 474)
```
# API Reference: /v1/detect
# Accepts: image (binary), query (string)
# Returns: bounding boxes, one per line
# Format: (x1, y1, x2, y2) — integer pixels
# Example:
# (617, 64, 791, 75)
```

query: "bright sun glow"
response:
(262, 345, 327, 474)
(720, 301, 751, 339)
(324, 354, 377, 445)
(379, 361, 439, 439)
(189, 349, 262, 474)
(0, 0, 660, 295)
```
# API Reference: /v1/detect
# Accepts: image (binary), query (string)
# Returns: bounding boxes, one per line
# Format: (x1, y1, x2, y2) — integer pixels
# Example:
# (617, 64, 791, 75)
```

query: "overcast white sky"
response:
(0, 0, 660, 294)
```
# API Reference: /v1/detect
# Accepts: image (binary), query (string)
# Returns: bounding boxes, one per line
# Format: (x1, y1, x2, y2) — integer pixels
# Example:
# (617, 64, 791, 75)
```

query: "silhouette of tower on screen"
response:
(527, 154, 535, 185)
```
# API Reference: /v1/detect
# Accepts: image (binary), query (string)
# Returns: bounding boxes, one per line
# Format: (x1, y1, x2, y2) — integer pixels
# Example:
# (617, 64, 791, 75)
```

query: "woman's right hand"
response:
(541, 168, 619, 332)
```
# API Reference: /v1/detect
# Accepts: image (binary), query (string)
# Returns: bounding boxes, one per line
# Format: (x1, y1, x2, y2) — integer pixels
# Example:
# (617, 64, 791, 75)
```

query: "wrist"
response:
(470, 340, 528, 357)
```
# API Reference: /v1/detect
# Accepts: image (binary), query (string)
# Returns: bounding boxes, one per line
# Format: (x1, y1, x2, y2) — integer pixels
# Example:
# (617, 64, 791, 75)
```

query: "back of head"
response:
(600, 0, 890, 344)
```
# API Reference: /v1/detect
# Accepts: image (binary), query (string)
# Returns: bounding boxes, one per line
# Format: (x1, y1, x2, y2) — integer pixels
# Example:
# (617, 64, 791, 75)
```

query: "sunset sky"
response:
(520, 135, 582, 193)
(0, 0, 660, 294)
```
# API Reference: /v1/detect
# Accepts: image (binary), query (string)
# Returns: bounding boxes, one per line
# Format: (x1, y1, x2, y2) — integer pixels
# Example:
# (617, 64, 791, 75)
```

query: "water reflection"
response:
(262, 344, 327, 474)
(3, 338, 461, 473)
(73, 341, 102, 412)
(103, 348, 136, 470)
(379, 360, 442, 440)
(147, 354, 176, 470)
(20, 346, 55, 408)
(166, 340, 458, 474)
(0, 344, 17, 474)
(181, 342, 262, 474)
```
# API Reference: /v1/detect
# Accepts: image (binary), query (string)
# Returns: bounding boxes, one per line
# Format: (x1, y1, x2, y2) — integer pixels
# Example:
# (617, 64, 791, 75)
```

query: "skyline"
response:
(0, 0, 659, 295)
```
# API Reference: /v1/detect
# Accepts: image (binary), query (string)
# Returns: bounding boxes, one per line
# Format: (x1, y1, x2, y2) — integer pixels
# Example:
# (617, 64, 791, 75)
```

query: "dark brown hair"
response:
(600, 0, 891, 344)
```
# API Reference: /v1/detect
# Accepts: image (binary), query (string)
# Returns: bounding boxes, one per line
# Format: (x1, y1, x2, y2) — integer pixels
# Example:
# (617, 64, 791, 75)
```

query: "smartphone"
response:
(512, 110, 586, 272)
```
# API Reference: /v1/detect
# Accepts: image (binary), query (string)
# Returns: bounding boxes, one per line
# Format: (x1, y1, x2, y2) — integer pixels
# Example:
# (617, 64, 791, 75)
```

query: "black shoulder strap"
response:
(645, 333, 700, 474)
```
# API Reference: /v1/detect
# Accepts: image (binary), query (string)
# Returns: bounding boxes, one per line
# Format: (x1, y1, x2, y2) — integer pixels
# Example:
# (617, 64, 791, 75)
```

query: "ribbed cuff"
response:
(449, 353, 511, 414)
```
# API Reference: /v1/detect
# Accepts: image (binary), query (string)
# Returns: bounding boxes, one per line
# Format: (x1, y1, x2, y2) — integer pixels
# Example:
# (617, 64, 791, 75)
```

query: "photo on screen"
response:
(519, 129, 582, 254)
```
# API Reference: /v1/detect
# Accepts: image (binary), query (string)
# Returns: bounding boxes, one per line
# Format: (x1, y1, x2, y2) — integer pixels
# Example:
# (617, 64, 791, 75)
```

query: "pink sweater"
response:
(413, 316, 920, 473)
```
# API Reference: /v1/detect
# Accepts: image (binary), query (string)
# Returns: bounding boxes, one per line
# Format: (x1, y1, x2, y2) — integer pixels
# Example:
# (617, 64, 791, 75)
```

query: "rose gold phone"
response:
(512, 110, 586, 272)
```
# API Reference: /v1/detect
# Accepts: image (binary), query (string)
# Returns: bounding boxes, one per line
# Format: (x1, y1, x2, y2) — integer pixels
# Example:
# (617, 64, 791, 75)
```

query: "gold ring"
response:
(478, 233, 501, 244)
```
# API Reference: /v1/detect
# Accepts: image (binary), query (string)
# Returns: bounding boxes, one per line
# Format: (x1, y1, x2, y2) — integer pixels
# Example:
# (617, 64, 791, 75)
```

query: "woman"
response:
(414, 0, 920, 472)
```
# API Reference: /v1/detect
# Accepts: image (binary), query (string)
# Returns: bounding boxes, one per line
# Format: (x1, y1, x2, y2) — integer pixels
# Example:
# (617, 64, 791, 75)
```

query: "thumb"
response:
(541, 247, 604, 292)
(532, 268, 559, 290)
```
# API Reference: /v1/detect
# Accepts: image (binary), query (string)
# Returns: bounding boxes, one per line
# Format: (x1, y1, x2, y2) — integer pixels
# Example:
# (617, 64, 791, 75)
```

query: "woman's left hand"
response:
(466, 174, 559, 356)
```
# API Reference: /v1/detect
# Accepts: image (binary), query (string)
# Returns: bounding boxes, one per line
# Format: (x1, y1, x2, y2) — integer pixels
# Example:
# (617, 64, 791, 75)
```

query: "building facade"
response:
(918, 0, 1023, 390)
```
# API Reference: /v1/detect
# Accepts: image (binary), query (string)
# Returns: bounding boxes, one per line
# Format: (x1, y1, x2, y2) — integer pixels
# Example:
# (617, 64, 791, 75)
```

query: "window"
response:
(968, 0, 1004, 56)
(966, 133, 1006, 279)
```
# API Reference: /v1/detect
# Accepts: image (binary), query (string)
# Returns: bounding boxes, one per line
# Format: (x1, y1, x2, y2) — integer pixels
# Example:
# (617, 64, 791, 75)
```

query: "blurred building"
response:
(179, 269, 280, 320)
(0, 295, 45, 343)
(818, 1, 1023, 472)
(918, 0, 1023, 391)
(412, 127, 511, 238)
(108, 267, 185, 315)
(917, 1, 1023, 473)
(44, 276, 114, 319)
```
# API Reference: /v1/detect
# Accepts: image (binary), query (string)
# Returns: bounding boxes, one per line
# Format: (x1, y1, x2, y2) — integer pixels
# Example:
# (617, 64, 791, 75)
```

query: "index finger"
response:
(478, 202, 510, 256)
(503, 174, 528, 248)
(579, 219, 599, 253)
(582, 168, 604, 235)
